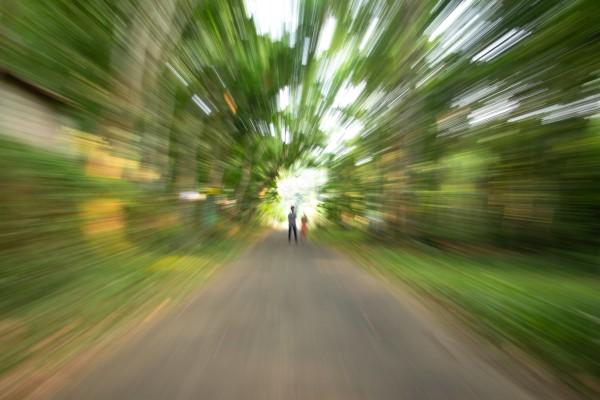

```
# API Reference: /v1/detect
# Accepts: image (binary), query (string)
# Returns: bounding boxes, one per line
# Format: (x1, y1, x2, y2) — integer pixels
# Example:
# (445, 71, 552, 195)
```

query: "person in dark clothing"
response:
(288, 206, 298, 244)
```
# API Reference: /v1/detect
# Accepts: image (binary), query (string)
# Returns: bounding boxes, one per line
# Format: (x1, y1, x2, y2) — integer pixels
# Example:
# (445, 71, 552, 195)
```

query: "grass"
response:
(0, 138, 257, 399)
(313, 226, 600, 398)
(0, 223, 256, 399)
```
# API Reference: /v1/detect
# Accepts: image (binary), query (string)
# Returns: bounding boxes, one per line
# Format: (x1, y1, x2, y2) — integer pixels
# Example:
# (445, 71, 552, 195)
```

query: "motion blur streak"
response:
(0, 0, 598, 399)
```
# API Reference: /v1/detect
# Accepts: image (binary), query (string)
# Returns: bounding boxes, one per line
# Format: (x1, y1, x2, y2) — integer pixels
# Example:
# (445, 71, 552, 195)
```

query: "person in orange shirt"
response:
(300, 213, 308, 245)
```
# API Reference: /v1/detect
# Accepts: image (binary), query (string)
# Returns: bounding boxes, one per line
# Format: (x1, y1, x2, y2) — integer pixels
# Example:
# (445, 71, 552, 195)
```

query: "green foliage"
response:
(317, 227, 600, 396)
(1, 0, 599, 395)
(256, 187, 285, 224)
(320, 0, 600, 261)
(0, 138, 256, 395)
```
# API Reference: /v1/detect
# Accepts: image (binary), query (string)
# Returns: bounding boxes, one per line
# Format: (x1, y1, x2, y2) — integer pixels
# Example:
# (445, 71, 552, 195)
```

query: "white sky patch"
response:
(316, 16, 337, 55)
(211, 66, 226, 87)
(472, 28, 530, 62)
(426, 13, 482, 65)
(431, 0, 445, 14)
(282, 126, 291, 144)
(452, 83, 500, 107)
(355, 156, 372, 166)
(302, 37, 310, 65)
(428, 0, 474, 42)
(244, 0, 298, 43)
(359, 17, 379, 51)
(321, 111, 364, 153)
(316, 44, 355, 99)
(468, 98, 518, 126)
(415, 63, 445, 88)
(320, 110, 345, 132)
(438, 19, 485, 60)
(360, 88, 387, 112)
(179, 191, 206, 201)
(507, 104, 561, 123)
(277, 86, 290, 111)
(425, 15, 502, 68)
(388, 83, 412, 108)
(334, 145, 356, 159)
(166, 62, 188, 86)
(271, 119, 291, 143)
(333, 81, 366, 108)
(192, 95, 211, 114)
(291, 84, 304, 117)
(508, 94, 600, 124)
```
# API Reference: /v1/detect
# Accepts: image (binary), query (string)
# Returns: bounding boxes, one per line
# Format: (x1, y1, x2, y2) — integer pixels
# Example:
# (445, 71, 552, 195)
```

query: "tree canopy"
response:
(1, 0, 598, 254)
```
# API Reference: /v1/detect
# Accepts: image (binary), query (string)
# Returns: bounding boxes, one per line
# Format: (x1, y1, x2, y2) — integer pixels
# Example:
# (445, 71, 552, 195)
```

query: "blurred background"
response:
(0, 0, 598, 398)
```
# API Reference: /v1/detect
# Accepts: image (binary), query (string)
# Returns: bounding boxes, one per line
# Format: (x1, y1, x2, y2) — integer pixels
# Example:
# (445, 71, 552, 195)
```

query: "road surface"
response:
(52, 231, 545, 399)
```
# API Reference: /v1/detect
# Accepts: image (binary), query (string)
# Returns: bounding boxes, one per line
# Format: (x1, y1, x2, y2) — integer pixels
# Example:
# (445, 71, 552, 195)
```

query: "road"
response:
(52, 231, 542, 399)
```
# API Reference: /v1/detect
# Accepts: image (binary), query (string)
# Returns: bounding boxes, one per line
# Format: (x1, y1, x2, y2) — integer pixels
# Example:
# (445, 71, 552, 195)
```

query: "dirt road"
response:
(52, 231, 544, 399)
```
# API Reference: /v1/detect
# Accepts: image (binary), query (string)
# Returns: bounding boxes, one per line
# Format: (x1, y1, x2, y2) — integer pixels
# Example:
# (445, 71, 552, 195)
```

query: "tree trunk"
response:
(234, 150, 253, 212)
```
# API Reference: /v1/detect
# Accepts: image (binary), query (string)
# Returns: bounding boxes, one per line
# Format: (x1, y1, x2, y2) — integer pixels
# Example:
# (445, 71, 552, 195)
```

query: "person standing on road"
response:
(288, 206, 298, 244)
(300, 213, 308, 245)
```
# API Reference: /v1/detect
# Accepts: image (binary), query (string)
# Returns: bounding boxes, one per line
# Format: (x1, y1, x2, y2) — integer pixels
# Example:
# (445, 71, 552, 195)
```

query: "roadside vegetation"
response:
(313, 227, 599, 398)
(0, 139, 256, 399)
(2, 0, 599, 398)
